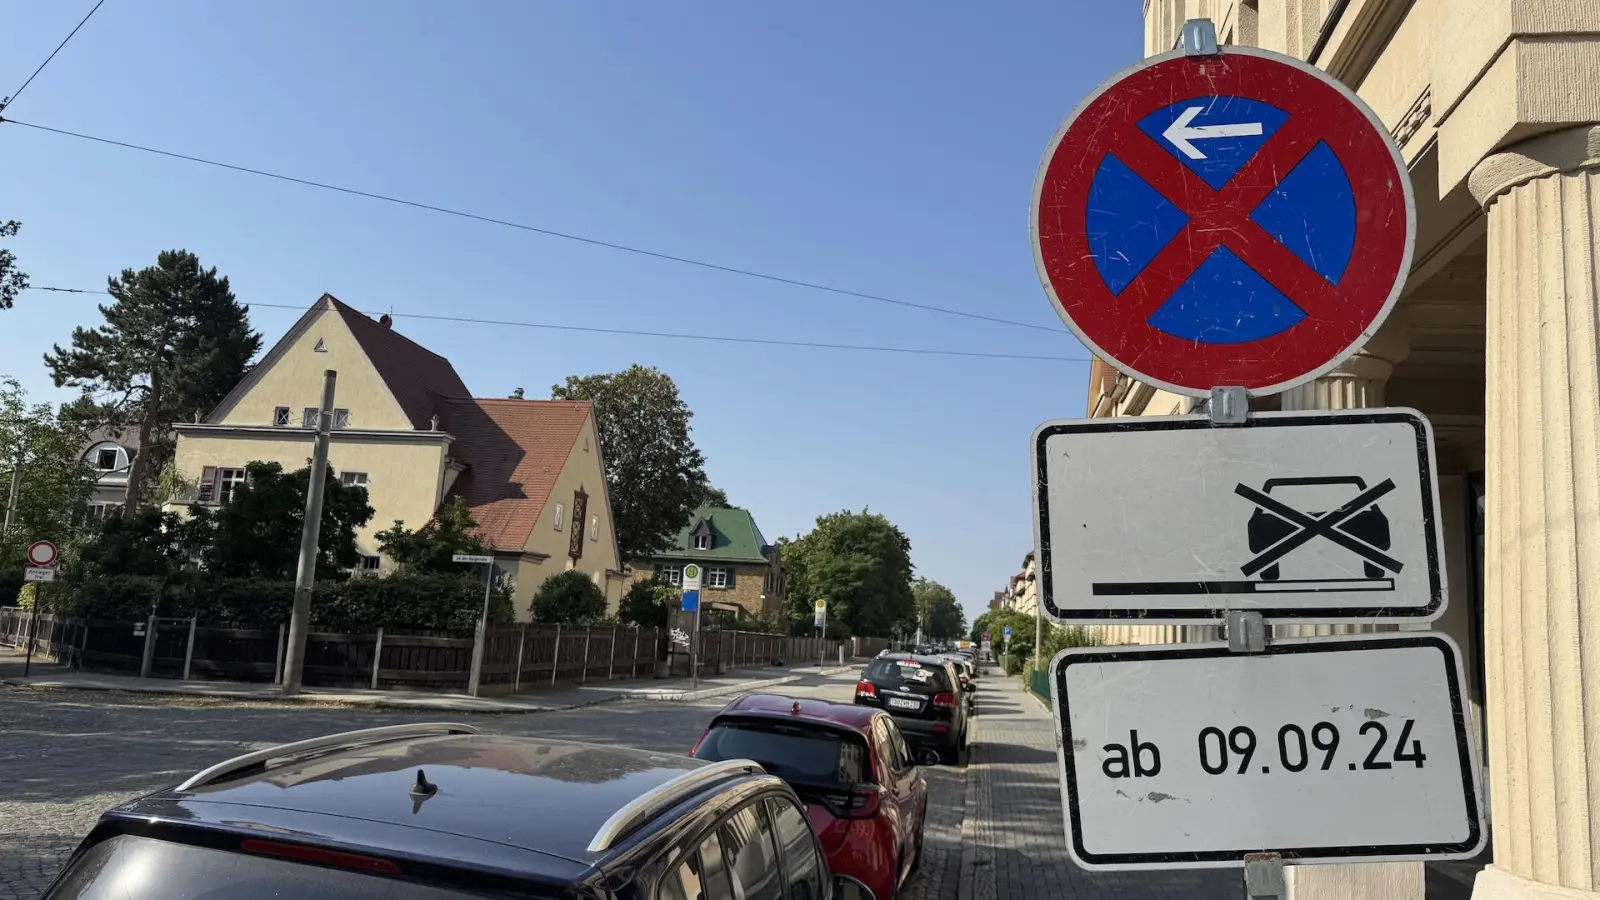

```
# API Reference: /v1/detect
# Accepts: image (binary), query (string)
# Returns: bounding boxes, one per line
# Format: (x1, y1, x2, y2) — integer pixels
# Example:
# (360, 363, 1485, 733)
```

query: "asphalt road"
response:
(0, 668, 966, 900)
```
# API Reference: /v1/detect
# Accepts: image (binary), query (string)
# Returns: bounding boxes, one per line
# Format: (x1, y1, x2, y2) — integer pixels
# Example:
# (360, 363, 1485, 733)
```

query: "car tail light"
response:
(689, 729, 709, 755)
(855, 680, 877, 698)
(240, 839, 400, 874)
(822, 786, 884, 819)
(933, 692, 957, 710)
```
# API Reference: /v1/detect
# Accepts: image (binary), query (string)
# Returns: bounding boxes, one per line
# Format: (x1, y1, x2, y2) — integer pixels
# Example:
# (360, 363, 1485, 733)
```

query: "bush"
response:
(529, 570, 607, 624)
(618, 579, 675, 628)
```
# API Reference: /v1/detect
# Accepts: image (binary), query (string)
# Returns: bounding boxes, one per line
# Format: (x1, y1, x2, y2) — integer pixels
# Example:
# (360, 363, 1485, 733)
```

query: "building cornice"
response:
(173, 423, 456, 446)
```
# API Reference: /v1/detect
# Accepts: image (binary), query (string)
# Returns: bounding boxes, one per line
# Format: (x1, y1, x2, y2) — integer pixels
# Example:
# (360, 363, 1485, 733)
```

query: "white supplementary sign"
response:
(1033, 409, 1445, 624)
(24, 567, 55, 583)
(1052, 633, 1484, 870)
(451, 554, 494, 565)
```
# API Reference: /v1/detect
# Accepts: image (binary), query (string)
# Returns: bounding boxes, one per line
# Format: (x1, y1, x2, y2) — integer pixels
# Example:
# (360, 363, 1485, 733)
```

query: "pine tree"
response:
(44, 251, 262, 513)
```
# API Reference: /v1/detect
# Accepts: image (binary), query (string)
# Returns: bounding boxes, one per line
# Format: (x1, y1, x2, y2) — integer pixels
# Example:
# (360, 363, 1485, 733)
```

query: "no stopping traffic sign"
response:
(1031, 45, 1415, 397)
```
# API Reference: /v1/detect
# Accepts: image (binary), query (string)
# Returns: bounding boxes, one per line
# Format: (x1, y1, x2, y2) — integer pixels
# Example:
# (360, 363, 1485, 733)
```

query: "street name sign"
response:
(1051, 633, 1484, 870)
(1033, 409, 1445, 624)
(1031, 42, 1415, 397)
(451, 554, 494, 565)
(26, 540, 58, 568)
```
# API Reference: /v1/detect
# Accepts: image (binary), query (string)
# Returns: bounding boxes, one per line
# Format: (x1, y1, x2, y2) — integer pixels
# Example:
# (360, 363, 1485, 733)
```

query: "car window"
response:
(658, 847, 705, 900)
(697, 831, 735, 900)
(767, 798, 825, 900)
(43, 834, 513, 900)
(693, 719, 873, 786)
(883, 718, 914, 770)
(719, 803, 784, 900)
(864, 658, 953, 693)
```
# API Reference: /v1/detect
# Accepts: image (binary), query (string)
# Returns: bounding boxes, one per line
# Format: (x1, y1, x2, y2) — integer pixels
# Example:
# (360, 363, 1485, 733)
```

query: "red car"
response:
(691, 693, 929, 900)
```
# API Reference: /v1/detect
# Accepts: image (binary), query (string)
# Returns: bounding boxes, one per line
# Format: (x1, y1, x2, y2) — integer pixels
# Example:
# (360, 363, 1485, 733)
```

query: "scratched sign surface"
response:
(1050, 634, 1485, 870)
(1030, 46, 1415, 397)
(1031, 409, 1446, 623)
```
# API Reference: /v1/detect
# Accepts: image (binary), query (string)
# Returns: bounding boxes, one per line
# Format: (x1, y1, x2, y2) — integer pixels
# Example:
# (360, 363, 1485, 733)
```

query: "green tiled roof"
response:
(647, 507, 773, 564)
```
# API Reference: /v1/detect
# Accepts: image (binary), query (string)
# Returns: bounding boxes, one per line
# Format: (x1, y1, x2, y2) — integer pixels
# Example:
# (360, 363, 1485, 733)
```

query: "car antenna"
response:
(410, 769, 438, 815)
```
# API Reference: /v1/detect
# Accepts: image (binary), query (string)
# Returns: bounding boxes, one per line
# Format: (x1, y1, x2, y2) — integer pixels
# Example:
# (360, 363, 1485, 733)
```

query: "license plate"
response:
(888, 697, 921, 710)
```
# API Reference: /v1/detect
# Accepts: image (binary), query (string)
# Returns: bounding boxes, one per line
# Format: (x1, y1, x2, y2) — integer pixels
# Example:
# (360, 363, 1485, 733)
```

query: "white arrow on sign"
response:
(1161, 106, 1264, 160)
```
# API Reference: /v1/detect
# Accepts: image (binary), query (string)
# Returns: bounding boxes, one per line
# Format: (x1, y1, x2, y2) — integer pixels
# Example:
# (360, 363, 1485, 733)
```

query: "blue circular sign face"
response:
(1004, 626, 1014, 639)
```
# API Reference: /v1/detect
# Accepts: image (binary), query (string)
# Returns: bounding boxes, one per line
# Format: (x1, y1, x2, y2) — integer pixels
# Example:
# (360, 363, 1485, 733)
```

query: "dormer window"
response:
(94, 448, 118, 471)
(690, 519, 714, 551)
(694, 534, 711, 551)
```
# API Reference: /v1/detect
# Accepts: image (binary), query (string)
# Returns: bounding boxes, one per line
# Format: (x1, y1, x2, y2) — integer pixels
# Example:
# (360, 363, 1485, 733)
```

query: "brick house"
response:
(630, 506, 786, 623)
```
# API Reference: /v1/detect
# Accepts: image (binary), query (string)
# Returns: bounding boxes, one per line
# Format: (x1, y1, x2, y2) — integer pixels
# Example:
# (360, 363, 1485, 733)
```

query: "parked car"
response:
(690, 694, 929, 900)
(38, 722, 875, 900)
(853, 652, 972, 765)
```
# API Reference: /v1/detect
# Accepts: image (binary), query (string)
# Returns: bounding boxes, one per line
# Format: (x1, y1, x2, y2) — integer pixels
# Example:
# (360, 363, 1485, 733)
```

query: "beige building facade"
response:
(1082, 3, 1600, 898)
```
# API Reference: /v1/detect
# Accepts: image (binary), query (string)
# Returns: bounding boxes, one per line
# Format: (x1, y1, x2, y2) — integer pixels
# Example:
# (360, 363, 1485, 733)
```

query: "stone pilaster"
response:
(1468, 123, 1600, 900)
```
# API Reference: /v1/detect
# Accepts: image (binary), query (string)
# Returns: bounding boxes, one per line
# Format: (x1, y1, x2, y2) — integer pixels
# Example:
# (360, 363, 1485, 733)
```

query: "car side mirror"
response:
(963, 682, 976, 693)
(832, 874, 876, 900)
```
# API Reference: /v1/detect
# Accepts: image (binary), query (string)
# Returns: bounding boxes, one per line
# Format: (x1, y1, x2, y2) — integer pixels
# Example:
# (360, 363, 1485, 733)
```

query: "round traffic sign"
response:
(683, 564, 700, 580)
(26, 540, 57, 567)
(1031, 46, 1414, 397)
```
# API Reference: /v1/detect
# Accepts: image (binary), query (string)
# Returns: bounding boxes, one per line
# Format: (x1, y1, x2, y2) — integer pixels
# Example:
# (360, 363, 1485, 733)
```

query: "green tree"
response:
(44, 250, 262, 513)
(75, 508, 207, 578)
(782, 509, 915, 638)
(551, 365, 708, 559)
(0, 378, 97, 584)
(699, 484, 731, 508)
(617, 578, 676, 628)
(375, 497, 491, 574)
(0, 221, 26, 311)
(188, 461, 374, 580)
(912, 578, 967, 641)
(529, 569, 607, 624)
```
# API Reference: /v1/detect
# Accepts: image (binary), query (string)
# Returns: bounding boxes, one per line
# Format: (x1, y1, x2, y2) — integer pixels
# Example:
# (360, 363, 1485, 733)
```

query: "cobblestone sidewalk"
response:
(964, 674, 1241, 900)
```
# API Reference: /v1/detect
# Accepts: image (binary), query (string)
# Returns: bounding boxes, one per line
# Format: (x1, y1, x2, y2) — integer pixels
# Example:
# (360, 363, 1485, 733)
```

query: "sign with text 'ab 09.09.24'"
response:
(1027, 19, 1484, 879)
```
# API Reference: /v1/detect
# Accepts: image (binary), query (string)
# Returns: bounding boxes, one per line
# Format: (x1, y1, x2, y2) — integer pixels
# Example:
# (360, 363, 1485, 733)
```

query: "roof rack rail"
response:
(176, 723, 479, 792)
(586, 759, 766, 854)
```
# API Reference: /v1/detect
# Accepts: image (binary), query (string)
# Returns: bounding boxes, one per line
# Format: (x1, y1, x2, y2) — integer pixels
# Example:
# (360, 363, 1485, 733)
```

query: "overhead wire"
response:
(1, 117, 1070, 336)
(26, 286, 1089, 363)
(1, 0, 110, 112)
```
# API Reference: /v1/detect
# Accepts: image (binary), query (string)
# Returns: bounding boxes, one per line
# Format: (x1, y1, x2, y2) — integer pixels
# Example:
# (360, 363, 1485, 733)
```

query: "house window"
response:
(273, 407, 292, 427)
(590, 516, 599, 542)
(94, 448, 119, 471)
(569, 490, 588, 560)
(553, 502, 565, 531)
(216, 468, 248, 505)
(86, 502, 117, 521)
(694, 534, 712, 551)
(340, 472, 369, 488)
(360, 555, 381, 573)
(707, 567, 730, 589)
(656, 565, 682, 586)
(333, 408, 351, 429)
(302, 408, 320, 428)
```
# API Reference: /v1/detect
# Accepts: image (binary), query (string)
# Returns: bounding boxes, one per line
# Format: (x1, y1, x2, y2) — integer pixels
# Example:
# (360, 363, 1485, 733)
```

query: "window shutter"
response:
(197, 467, 218, 505)
(725, 568, 736, 589)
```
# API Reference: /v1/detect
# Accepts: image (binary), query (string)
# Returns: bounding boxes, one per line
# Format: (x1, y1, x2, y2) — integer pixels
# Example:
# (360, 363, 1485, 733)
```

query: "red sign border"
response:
(1030, 46, 1416, 399)
(26, 539, 58, 568)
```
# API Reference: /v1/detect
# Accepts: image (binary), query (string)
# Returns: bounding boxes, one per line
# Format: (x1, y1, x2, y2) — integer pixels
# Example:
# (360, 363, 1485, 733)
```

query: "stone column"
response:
(1468, 123, 1600, 900)
(1276, 323, 1425, 900)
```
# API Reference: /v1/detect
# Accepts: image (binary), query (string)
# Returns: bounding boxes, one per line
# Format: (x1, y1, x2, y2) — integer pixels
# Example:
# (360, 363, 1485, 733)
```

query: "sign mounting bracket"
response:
(1209, 386, 1248, 425)
(1244, 853, 1286, 898)
(1181, 18, 1220, 57)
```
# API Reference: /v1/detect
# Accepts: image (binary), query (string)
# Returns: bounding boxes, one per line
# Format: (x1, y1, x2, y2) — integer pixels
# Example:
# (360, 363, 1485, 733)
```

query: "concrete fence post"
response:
(273, 623, 286, 685)
(513, 624, 527, 693)
(632, 626, 642, 679)
(139, 615, 158, 678)
(580, 627, 592, 684)
(550, 624, 563, 686)
(370, 627, 384, 690)
(182, 617, 198, 681)
(607, 625, 618, 680)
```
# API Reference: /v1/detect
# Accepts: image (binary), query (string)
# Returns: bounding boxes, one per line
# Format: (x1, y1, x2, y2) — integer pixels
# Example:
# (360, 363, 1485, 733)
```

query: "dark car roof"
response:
(106, 732, 747, 873)
(716, 692, 881, 733)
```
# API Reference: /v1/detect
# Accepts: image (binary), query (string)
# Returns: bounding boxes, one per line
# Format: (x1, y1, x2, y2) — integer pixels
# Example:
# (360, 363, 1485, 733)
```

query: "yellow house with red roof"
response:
(168, 293, 628, 615)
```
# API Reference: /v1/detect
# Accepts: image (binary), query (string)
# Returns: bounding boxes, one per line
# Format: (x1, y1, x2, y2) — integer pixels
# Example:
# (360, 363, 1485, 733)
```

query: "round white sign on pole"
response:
(26, 540, 58, 568)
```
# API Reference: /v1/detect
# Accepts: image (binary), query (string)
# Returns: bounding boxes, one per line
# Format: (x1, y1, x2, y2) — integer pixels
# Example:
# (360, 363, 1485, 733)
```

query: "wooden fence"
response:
(0, 607, 850, 697)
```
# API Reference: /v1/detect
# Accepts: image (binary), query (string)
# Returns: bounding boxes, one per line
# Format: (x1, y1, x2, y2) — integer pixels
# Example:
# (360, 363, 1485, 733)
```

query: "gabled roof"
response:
(327, 296, 469, 430)
(648, 507, 774, 565)
(442, 398, 594, 551)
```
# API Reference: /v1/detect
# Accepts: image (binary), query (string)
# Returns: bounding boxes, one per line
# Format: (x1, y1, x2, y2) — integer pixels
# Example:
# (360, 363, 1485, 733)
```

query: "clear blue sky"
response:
(2, 1, 1141, 624)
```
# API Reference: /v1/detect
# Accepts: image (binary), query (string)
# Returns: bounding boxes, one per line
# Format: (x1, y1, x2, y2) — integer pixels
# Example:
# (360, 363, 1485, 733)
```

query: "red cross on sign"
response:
(1031, 46, 1415, 397)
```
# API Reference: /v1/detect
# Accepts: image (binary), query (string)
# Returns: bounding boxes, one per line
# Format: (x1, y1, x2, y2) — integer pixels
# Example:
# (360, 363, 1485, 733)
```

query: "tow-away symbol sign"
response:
(1160, 106, 1264, 159)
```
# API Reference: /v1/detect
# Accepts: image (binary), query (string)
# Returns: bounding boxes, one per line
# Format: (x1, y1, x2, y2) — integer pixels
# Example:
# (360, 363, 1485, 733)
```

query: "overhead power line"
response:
(26, 286, 1088, 363)
(1, 0, 109, 112)
(2, 117, 1069, 336)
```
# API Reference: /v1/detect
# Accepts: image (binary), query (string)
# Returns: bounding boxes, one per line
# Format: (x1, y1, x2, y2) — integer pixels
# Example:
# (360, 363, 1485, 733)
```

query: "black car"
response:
(853, 653, 972, 765)
(39, 722, 876, 900)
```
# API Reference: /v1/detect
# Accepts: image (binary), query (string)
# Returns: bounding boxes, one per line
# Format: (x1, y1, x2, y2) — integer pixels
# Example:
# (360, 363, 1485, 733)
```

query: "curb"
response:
(957, 679, 990, 900)
(0, 665, 858, 714)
